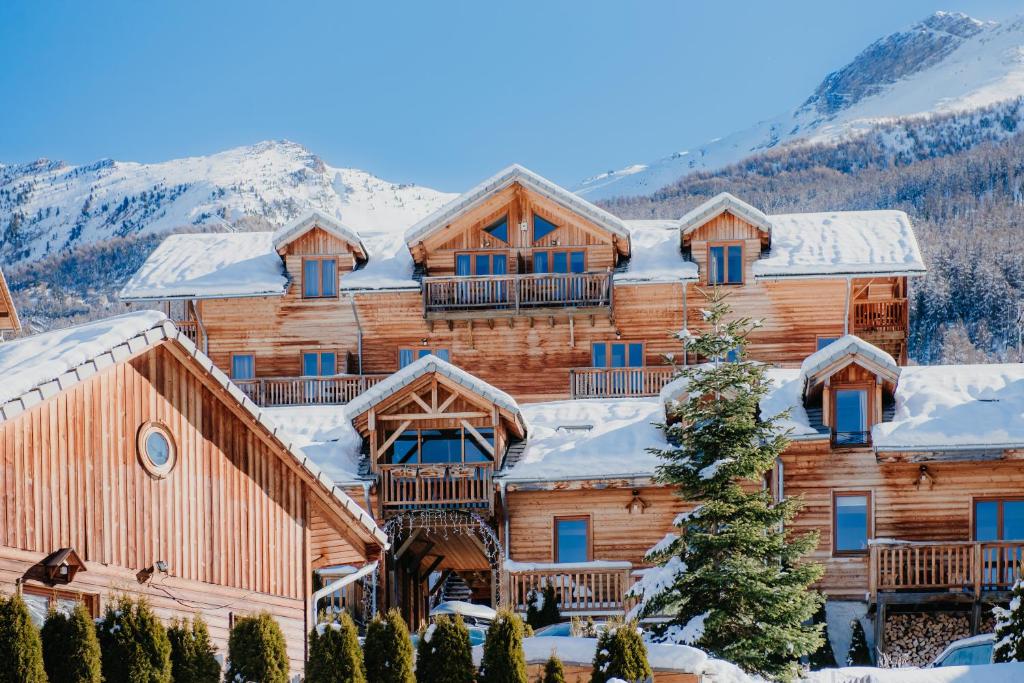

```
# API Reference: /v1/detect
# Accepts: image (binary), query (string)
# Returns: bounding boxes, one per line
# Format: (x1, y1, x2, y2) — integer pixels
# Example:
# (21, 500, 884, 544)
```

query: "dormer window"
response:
(484, 216, 509, 243)
(302, 257, 338, 298)
(708, 243, 743, 285)
(533, 213, 558, 242)
(833, 387, 869, 446)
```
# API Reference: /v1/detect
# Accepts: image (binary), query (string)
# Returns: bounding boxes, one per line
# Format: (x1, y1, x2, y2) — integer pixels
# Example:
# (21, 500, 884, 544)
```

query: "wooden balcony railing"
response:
(853, 299, 907, 333)
(422, 271, 613, 318)
(379, 463, 493, 513)
(174, 319, 204, 349)
(234, 375, 387, 407)
(503, 560, 634, 616)
(569, 366, 676, 399)
(870, 540, 1024, 601)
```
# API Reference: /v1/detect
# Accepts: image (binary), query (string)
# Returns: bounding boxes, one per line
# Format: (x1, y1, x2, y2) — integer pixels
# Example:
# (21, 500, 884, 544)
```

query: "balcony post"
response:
(869, 544, 878, 604)
(973, 543, 983, 599)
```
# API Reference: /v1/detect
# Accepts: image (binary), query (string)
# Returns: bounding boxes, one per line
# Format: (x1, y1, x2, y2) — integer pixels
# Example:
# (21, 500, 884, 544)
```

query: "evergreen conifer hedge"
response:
(97, 596, 172, 683)
(0, 593, 47, 683)
(226, 612, 289, 683)
(415, 615, 474, 683)
(307, 612, 366, 683)
(364, 609, 415, 683)
(167, 616, 221, 683)
(41, 602, 102, 683)
(478, 609, 528, 683)
(590, 620, 651, 683)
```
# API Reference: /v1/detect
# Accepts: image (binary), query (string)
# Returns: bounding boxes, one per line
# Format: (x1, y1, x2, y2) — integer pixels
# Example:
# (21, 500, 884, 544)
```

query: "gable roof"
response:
(0, 267, 21, 334)
(404, 164, 631, 251)
(678, 192, 772, 239)
(799, 334, 900, 392)
(0, 311, 387, 549)
(272, 209, 368, 259)
(345, 353, 526, 436)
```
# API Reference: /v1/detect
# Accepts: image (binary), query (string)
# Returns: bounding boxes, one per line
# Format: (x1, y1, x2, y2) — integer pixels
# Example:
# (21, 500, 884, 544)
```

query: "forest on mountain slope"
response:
(602, 99, 1024, 364)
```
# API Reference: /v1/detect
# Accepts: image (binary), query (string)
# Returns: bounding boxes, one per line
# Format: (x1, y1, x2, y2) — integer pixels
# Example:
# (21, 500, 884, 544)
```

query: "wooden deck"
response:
(422, 271, 612, 319)
(379, 463, 494, 514)
(569, 366, 676, 399)
(234, 374, 387, 407)
(870, 540, 1024, 603)
(504, 561, 634, 616)
(853, 299, 907, 333)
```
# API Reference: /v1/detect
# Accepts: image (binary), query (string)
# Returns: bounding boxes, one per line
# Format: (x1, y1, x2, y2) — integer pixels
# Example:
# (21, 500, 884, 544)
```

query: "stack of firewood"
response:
(881, 612, 971, 667)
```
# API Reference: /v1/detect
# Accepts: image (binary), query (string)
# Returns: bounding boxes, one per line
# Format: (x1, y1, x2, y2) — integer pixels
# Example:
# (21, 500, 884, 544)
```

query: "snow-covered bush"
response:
(478, 609, 528, 683)
(97, 595, 173, 683)
(415, 615, 474, 683)
(847, 618, 871, 666)
(590, 619, 652, 683)
(995, 578, 1024, 662)
(167, 615, 220, 683)
(364, 608, 414, 683)
(307, 612, 365, 683)
(541, 653, 567, 683)
(526, 583, 560, 630)
(42, 602, 102, 683)
(0, 593, 47, 683)
(226, 612, 288, 683)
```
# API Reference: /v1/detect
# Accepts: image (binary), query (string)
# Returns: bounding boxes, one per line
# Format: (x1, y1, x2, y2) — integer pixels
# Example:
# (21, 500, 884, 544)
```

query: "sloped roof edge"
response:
(800, 334, 900, 392)
(678, 192, 772, 238)
(273, 209, 368, 259)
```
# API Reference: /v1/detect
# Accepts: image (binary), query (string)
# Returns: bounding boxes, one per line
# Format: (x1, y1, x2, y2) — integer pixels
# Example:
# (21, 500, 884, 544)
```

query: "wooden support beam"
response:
(394, 528, 423, 560)
(378, 419, 413, 454)
(429, 570, 452, 599)
(462, 420, 496, 457)
(380, 411, 488, 421)
(404, 541, 435, 573)
(420, 555, 445, 583)
(409, 391, 433, 413)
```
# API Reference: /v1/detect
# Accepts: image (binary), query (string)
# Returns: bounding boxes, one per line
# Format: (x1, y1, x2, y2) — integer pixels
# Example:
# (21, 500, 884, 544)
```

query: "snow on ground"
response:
(805, 662, 1024, 682)
(260, 405, 364, 485)
(0, 310, 166, 406)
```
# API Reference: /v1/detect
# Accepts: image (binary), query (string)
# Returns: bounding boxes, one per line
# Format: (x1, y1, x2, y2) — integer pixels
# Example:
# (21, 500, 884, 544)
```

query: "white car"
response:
(930, 633, 995, 667)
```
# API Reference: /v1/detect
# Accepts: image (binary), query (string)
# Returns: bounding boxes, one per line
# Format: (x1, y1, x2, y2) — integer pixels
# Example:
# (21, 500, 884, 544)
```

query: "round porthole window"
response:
(137, 422, 176, 478)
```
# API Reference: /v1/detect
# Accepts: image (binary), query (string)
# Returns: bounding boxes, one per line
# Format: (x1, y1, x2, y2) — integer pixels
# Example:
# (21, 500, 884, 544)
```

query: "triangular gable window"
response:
(533, 213, 558, 242)
(484, 216, 509, 243)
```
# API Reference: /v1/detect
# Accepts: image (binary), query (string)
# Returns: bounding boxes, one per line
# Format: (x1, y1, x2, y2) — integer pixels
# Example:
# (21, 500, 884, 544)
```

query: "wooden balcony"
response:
(378, 463, 494, 514)
(174, 319, 204, 349)
(234, 374, 387, 407)
(569, 366, 676, 399)
(422, 271, 612, 320)
(853, 298, 907, 333)
(503, 560, 634, 616)
(870, 540, 1024, 603)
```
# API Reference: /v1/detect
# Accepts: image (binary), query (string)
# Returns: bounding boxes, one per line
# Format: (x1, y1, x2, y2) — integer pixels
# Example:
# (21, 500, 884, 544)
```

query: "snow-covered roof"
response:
(0, 311, 387, 548)
(119, 232, 288, 300)
(678, 192, 772, 238)
(260, 404, 365, 485)
(498, 398, 669, 483)
(272, 209, 368, 259)
(616, 221, 698, 284)
(799, 334, 900, 389)
(404, 164, 631, 249)
(340, 230, 420, 291)
(756, 210, 926, 278)
(344, 354, 525, 434)
(873, 364, 1024, 452)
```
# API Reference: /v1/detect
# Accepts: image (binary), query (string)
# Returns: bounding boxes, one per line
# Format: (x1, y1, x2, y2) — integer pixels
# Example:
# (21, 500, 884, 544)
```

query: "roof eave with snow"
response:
(272, 209, 368, 259)
(678, 192, 772, 238)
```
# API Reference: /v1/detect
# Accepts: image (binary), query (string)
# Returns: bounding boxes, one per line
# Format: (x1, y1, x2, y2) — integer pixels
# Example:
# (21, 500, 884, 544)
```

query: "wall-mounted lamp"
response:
(626, 489, 649, 515)
(914, 465, 935, 491)
(136, 560, 169, 584)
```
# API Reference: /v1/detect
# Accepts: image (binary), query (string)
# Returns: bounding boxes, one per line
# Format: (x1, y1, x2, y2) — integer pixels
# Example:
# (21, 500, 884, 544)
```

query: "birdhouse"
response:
(40, 548, 86, 585)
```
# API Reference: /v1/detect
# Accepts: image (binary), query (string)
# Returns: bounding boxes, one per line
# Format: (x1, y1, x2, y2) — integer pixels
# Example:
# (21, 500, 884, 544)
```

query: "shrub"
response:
(226, 612, 289, 683)
(995, 578, 1024, 662)
(364, 609, 415, 683)
(478, 609, 527, 683)
(808, 602, 836, 670)
(42, 602, 102, 682)
(525, 584, 560, 630)
(590, 620, 651, 683)
(167, 615, 221, 683)
(541, 653, 567, 683)
(847, 618, 871, 666)
(0, 593, 47, 683)
(97, 596, 172, 683)
(307, 612, 365, 683)
(415, 615, 474, 683)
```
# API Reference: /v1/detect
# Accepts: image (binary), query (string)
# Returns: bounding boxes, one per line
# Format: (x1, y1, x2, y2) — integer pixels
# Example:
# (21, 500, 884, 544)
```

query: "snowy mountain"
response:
(577, 11, 1024, 199)
(0, 140, 455, 265)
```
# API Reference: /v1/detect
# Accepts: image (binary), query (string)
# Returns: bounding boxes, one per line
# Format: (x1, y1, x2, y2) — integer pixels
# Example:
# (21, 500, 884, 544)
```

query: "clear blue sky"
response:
(1, 1, 1021, 189)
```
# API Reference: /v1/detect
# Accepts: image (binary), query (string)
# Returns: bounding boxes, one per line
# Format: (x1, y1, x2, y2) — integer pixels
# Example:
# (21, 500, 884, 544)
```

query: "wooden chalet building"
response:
(0, 266, 21, 340)
(0, 311, 387, 675)
(115, 164, 1022, 659)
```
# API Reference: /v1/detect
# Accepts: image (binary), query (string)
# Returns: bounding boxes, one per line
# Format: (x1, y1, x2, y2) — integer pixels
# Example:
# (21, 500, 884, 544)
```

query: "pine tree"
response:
(307, 612, 366, 683)
(478, 609, 528, 683)
(0, 593, 47, 683)
(415, 615, 475, 683)
(540, 653, 567, 683)
(167, 616, 221, 683)
(97, 596, 173, 683)
(525, 584, 560, 630)
(364, 609, 415, 683)
(629, 289, 824, 681)
(994, 579, 1024, 662)
(590, 620, 651, 683)
(226, 612, 289, 683)
(41, 602, 102, 683)
(846, 619, 871, 666)
(807, 602, 836, 670)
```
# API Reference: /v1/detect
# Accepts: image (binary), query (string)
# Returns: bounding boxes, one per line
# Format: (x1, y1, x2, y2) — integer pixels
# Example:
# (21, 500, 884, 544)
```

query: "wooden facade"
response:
(0, 267, 21, 338)
(0, 333, 383, 674)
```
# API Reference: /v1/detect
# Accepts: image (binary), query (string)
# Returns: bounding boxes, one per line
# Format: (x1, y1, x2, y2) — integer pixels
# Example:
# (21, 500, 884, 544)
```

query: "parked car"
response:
(429, 600, 497, 626)
(931, 633, 995, 667)
(533, 621, 609, 638)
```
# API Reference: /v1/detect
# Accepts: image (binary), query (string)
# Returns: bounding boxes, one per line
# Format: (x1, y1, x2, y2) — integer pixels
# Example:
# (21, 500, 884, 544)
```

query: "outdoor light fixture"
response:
(137, 560, 169, 584)
(914, 465, 935, 491)
(626, 489, 649, 515)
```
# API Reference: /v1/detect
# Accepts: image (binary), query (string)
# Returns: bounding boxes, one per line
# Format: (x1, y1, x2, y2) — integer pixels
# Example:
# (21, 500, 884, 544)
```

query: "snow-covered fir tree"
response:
(994, 579, 1024, 662)
(626, 289, 824, 681)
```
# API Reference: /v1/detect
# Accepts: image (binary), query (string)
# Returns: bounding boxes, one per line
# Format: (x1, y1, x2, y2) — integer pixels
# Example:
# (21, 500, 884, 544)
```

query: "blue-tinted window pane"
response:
(709, 246, 725, 285)
(464, 427, 494, 463)
(303, 260, 320, 297)
(302, 353, 319, 376)
(475, 254, 491, 275)
(435, 349, 450, 363)
(727, 246, 743, 284)
(592, 343, 607, 368)
(533, 252, 549, 273)
(975, 501, 999, 540)
(553, 252, 568, 273)
(835, 389, 867, 436)
(388, 432, 418, 464)
(610, 343, 626, 368)
(321, 258, 337, 296)
(533, 214, 557, 242)
(420, 429, 461, 464)
(570, 252, 585, 273)
(724, 348, 740, 362)
(232, 355, 255, 380)
(321, 352, 336, 376)
(485, 216, 508, 243)
(835, 495, 869, 552)
(556, 519, 589, 563)
(817, 337, 839, 351)
(628, 344, 644, 367)
(418, 349, 432, 359)
(939, 643, 994, 667)
(492, 255, 507, 275)
(1005, 502, 1024, 540)
(399, 349, 415, 368)
(456, 254, 471, 276)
